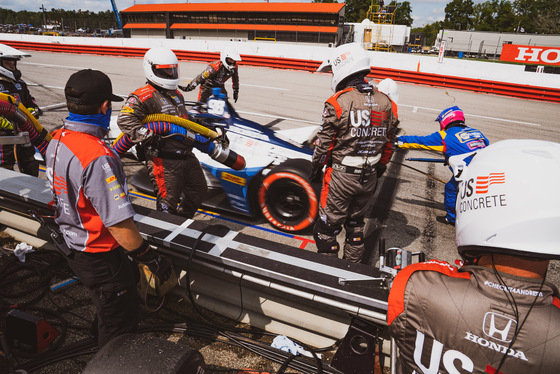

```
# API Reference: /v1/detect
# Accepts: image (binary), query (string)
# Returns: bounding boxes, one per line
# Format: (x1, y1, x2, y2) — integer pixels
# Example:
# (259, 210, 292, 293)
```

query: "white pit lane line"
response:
(405, 104, 540, 127)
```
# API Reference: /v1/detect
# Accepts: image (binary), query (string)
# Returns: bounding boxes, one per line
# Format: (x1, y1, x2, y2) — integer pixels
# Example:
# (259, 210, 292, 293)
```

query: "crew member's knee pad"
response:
(344, 217, 364, 245)
(313, 220, 341, 255)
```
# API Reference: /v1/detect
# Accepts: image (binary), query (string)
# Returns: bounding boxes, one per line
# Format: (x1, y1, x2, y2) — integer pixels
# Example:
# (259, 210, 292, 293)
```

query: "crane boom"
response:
(110, 0, 123, 29)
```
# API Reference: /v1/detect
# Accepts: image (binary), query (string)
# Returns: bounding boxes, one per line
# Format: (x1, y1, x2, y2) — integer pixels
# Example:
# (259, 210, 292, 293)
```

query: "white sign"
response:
(438, 41, 446, 63)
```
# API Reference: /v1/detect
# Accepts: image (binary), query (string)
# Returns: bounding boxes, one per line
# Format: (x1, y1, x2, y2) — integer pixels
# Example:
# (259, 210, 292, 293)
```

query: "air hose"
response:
(0, 93, 51, 156)
(143, 113, 218, 139)
(112, 120, 245, 171)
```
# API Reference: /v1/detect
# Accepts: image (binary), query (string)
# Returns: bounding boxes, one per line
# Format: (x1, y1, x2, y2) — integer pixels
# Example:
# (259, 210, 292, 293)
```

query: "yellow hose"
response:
(143, 113, 218, 139)
(0, 92, 52, 142)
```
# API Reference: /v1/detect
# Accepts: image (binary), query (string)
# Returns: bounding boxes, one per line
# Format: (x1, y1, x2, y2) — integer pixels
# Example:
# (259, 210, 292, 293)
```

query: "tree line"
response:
(2, 0, 558, 43)
(0, 7, 120, 32)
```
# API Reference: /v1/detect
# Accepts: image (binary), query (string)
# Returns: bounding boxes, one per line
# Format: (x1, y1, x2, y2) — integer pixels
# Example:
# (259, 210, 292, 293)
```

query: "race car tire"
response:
(258, 159, 318, 232)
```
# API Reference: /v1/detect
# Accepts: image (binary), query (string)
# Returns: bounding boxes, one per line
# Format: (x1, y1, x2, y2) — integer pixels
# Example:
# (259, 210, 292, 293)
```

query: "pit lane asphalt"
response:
(19, 50, 560, 286)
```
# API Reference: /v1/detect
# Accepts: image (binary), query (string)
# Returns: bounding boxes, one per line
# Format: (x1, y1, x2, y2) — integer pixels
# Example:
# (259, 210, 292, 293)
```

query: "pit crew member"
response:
(0, 44, 42, 176)
(311, 43, 397, 263)
(181, 48, 241, 103)
(388, 139, 560, 374)
(117, 47, 207, 218)
(46, 69, 172, 347)
(396, 106, 489, 225)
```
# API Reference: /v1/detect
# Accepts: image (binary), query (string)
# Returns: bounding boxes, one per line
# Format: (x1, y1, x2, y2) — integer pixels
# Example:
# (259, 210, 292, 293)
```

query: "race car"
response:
(109, 93, 320, 233)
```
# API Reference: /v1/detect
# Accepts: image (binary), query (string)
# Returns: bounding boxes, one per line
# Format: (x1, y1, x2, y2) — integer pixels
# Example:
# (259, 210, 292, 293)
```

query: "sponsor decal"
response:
(465, 331, 528, 361)
(15, 83, 22, 90)
(121, 105, 134, 114)
(500, 44, 560, 66)
(113, 192, 126, 200)
(127, 97, 136, 104)
(63, 229, 77, 237)
(483, 280, 543, 297)
(102, 162, 113, 173)
(349, 110, 388, 137)
(53, 174, 68, 195)
(475, 173, 505, 193)
(118, 201, 131, 209)
(109, 184, 122, 191)
(483, 312, 516, 343)
(456, 129, 485, 143)
(160, 97, 168, 106)
(221, 172, 246, 186)
(105, 175, 117, 184)
(458, 173, 507, 213)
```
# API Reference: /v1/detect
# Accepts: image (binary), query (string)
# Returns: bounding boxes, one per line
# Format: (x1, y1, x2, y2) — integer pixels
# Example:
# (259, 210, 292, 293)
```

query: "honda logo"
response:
(483, 312, 516, 343)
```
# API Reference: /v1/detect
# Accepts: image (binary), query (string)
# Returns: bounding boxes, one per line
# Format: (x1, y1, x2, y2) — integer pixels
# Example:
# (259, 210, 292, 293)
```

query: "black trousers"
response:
(66, 248, 139, 347)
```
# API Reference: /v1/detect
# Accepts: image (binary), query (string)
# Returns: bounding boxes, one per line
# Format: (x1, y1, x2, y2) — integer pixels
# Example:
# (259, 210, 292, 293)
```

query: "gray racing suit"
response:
(117, 83, 207, 218)
(311, 79, 397, 262)
(388, 260, 560, 374)
(190, 60, 239, 103)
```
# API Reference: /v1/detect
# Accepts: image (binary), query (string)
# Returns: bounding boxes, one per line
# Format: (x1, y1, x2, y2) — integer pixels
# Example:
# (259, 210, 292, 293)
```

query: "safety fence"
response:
(3, 39, 559, 103)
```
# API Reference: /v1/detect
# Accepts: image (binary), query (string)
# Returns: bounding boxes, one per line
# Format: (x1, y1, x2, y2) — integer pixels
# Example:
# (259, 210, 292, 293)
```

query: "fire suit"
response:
(190, 60, 239, 103)
(117, 83, 207, 218)
(397, 123, 488, 224)
(0, 76, 41, 176)
(45, 120, 139, 347)
(312, 80, 397, 262)
(388, 259, 560, 373)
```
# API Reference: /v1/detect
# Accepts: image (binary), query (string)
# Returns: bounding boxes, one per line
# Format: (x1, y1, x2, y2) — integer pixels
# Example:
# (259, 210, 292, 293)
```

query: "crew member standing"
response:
(0, 44, 42, 176)
(388, 139, 560, 374)
(45, 69, 171, 347)
(396, 106, 489, 225)
(118, 47, 207, 218)
(181, 48, 241, 104)
(311, 43, 397, 263)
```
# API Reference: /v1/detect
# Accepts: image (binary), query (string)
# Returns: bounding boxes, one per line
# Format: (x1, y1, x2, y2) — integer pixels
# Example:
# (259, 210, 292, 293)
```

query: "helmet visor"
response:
(152, 63, 178, 80)
(225, 57, 236, 66)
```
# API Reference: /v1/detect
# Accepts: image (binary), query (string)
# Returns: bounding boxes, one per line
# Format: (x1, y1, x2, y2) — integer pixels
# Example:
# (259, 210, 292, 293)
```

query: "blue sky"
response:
(1, 0, 483, 28)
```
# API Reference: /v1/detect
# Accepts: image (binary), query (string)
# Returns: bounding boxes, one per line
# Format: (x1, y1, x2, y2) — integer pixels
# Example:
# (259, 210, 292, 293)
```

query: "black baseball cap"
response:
(65, 69, 123, 105)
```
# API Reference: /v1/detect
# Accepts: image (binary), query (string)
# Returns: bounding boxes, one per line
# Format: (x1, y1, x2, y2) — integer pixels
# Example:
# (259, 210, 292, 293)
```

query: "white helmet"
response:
(377, 78, 399, 105)
(143, 47, 179, 90)
(317, 42, 372, 92)
(0, 44, 31, 81)
(455, 139, 560, 260)
(220, 48, 241, 72)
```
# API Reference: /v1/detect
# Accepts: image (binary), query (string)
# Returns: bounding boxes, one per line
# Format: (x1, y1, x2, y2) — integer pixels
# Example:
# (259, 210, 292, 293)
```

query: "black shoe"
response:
(436, 216, 455, 226)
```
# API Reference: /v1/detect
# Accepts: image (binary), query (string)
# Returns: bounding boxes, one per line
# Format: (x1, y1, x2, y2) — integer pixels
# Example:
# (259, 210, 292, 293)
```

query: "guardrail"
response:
(3, 39, 559, 103)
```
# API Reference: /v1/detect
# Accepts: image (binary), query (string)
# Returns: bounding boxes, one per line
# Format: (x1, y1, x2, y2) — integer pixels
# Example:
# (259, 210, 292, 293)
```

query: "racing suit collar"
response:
(460, 264, 559, 304)
(62, 118, 108, 139)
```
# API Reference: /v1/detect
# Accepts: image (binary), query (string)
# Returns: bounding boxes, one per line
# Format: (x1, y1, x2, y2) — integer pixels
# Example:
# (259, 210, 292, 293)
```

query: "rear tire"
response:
(258, 159, 318, 232)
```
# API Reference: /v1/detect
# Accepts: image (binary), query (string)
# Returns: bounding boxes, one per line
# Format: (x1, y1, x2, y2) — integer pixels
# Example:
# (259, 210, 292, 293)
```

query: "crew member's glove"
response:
(233, 88, 239, 103)
(377, 163, 387, 178)
(179, 82, 196, 92)
(309, 163, 322, 183)
(28, 106, 42, 119)
(0, 116, 13, 130)
(129, 241, 172, 282)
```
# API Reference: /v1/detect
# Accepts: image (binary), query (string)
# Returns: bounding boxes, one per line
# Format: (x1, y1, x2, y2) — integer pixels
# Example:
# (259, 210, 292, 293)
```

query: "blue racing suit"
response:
(397, 122, 489, 223)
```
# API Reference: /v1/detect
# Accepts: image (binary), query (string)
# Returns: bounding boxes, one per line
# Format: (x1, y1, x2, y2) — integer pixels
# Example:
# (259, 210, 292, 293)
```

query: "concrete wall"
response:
(1, 32, 559, 89)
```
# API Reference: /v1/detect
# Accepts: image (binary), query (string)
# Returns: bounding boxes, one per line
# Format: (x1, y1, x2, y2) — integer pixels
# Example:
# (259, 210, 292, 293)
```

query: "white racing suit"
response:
(388, 260, 560, 373)
(311, 80, 397, 262)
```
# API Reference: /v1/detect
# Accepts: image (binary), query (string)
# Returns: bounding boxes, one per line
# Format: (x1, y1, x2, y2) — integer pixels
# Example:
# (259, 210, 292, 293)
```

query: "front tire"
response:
(258, 159, 318, 232)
